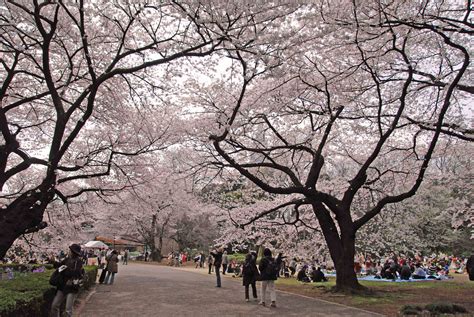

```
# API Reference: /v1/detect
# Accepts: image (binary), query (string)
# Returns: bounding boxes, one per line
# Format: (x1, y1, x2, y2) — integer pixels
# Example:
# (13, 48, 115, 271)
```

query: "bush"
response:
(227, 253, 247, 263)
(424, 303, 468, 315)
(0, 265, 97, 317)
(0, 263, 53, 272)
(399, 302, 469, 316)
(399, 304, 423, 315)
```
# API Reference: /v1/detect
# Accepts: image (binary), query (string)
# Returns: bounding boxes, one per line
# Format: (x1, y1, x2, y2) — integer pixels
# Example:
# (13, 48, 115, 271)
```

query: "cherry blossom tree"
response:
(200, 1, 473, 291)
(0, 1, 296, 258)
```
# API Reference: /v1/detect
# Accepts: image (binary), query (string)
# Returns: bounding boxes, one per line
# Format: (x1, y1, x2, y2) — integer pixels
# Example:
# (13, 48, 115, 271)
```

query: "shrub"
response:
(0, 265, 97, 317)
(424, 302, 468, 315)
(227, 253, 247, 263)
(399, 304, 423, 316)
(0, 263, 53, 272)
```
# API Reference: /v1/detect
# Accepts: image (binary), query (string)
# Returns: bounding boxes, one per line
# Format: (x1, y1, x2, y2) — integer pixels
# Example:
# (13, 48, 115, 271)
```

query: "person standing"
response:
(123, 249, 128, 265)
(200, 252, 205, 268)
(222, 251, 229, 275)
(207, 254, 214, 274)
(467, 254, 474, 281)
(105, 250, 119, 285)
(259, 248, 278, 307)
(210, 248, 223, 287)
(50, 244, 84, 317)
(242, 253, 259, 302)
(289, 258, 297, 276)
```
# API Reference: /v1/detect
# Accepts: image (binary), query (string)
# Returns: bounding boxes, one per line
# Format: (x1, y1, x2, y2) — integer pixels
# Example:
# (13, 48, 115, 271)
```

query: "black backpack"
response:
(264, 258, 278, 277)
(243, 262, 252, 275)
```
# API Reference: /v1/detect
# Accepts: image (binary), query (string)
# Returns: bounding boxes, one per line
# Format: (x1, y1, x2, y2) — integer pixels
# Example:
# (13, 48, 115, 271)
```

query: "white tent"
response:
(84, 240, 109, 249)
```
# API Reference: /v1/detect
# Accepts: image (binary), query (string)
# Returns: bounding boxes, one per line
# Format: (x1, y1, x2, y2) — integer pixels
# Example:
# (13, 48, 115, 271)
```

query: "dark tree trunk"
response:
(0, 188, 51, 258)
(150, 247, 161, 262)
(333, 235, 362, 291)
(312, 202, 363, 292)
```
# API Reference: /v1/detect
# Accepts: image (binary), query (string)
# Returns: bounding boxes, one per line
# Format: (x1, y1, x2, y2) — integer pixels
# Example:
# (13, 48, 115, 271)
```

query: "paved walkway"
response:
(76, 263, 384, 317)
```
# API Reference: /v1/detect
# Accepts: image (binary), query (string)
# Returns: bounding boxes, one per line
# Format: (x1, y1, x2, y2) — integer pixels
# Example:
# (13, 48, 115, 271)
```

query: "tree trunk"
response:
(150, 246, 161, 262)
(312, 202, 363, 292)
(333, 235, 362, 291)
(0, 189, 50, 258)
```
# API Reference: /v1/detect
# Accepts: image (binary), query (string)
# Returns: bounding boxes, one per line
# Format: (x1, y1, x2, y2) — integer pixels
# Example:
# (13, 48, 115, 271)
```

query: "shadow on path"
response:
(77, 263, 384, 317)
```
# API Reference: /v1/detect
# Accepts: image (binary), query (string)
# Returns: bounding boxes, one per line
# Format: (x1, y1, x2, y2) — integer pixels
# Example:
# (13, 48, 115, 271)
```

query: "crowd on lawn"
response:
(192, 251, 474, 284)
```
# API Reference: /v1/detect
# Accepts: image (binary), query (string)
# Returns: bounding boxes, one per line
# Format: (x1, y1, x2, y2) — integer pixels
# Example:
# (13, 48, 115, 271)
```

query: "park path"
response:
(76, 263, 384, 317)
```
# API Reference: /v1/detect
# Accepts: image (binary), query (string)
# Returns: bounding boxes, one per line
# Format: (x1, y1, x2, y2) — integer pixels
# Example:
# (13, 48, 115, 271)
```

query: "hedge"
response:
(399, 303, 469, 316)
(0, 263, 54, 271)
(227, 253, 247, 263)
(0, 265, 97, 317)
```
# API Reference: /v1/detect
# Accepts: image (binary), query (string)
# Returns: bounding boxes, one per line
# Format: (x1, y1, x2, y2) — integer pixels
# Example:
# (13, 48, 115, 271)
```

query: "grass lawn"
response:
(275, 274, 474, 316)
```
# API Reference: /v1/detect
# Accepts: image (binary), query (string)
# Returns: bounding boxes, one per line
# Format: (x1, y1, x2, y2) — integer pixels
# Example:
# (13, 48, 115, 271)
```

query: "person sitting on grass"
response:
(400, 260, 411, 280)
(310, 267, 328, 282)
(296, 265, 311, 283)
(412, 263, 427, 279)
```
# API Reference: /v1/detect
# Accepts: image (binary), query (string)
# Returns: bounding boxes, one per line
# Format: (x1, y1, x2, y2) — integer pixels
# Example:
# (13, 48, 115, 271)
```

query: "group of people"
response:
(210, 247, 284, 307)
(295, 265, 328, 283)
(373, 255, 474, 281)
(167, 251, 189, 266)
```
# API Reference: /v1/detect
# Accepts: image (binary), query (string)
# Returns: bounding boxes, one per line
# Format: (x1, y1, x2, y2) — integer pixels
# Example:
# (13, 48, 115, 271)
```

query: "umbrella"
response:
(84, 240, 109, 249)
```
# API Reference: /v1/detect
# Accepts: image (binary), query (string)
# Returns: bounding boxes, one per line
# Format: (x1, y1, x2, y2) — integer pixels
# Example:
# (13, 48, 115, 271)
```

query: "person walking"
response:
(242, 253, 259, 302)
(222, 251, 229, 275)
(210, 248, 223, 287)
(105, 250, 119, 285)
(207, 254, 214, 274)
(259, 248, 278, 307)
(50, 244, 84, 317)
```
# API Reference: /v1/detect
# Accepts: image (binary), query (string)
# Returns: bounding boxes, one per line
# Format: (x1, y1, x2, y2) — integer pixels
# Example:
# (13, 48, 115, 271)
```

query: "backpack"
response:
(264, 258, 278, 277)
(243, 261, 254, 276)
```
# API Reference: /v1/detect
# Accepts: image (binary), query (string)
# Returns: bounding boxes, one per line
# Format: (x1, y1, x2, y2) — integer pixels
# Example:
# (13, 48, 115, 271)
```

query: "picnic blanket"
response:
(324, 273, 451, 282)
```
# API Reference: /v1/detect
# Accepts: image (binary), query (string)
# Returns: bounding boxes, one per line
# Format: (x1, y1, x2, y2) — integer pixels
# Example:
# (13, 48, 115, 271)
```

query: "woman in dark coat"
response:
(50, 244, 84, 317)
(242, 253, 259, 302)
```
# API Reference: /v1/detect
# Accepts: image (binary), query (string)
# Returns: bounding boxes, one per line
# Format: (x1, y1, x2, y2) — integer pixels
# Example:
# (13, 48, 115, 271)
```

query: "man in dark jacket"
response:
(210, 247, 223, 287)
(242, 253, 259, 302)
(50, 244, 84, 317)
(258, 248, 278, 307)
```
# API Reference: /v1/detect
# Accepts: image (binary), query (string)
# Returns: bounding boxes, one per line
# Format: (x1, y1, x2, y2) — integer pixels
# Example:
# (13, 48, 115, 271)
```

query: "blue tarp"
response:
(324, 273, 450, 282)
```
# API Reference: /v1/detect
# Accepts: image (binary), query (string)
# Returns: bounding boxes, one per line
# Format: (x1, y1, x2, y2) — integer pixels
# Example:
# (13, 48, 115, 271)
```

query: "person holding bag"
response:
(104, 250, 119, 285)
(50, 244, 84, 317)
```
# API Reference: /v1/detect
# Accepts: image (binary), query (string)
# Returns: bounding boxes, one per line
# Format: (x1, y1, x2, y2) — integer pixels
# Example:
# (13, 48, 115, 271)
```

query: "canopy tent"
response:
(84, 240, 109, 249)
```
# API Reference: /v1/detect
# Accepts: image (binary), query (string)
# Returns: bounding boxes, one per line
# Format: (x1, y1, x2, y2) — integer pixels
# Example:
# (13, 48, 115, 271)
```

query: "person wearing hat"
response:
(50, 243, 85, 317)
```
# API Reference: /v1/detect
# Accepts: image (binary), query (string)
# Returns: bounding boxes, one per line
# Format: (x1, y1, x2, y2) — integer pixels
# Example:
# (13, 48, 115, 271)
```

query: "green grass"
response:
(274, 275, 474, 316)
